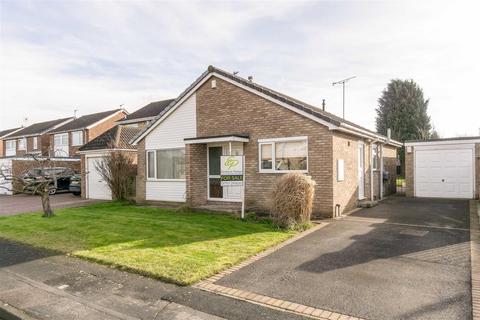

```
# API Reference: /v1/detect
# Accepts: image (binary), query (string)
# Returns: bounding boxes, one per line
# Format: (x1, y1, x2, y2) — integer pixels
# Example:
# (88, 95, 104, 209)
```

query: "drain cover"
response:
(399, 229, 429, 237)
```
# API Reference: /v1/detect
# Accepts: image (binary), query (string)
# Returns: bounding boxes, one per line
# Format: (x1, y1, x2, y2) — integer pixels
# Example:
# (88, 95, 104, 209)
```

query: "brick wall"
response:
(194, 76, 334, 217)
(405, 148, 414, 197)
(0, 140, 4, 157)
(332, 133, 361, 214)
(185, 144, 208, 207)
(136, 139, 146, 203)
(87, 112, 126, 142)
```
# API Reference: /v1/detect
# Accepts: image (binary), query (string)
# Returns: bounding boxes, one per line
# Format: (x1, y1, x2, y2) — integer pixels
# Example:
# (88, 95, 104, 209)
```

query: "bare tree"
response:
(95, 151, 136, 201)
(0, 154, 75, 217)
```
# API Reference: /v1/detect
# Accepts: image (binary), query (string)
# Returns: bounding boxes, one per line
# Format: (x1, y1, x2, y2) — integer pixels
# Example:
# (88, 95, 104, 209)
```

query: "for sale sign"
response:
(220, 155, 244, 186)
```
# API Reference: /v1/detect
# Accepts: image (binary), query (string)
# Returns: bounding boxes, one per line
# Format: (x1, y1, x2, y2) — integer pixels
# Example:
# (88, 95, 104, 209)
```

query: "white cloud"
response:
(0, 0, 479, 136)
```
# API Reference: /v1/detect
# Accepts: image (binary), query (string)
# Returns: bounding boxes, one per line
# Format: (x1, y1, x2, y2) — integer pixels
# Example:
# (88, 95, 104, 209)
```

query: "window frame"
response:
(33, 136, 38, 150)
(258, 136, 308, 173)
(145, 147, 186, 181)
(17, 138, 26, 150)
(71, 131, 83, 146)
(6, 140, 16, 151)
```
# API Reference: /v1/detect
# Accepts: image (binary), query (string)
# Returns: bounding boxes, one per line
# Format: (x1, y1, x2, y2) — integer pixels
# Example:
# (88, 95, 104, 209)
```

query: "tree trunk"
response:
(41, 191, 54, 218)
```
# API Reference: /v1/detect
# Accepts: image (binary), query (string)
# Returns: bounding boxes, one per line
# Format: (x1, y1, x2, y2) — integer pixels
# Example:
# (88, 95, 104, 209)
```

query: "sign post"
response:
(220, 155, 245, 218)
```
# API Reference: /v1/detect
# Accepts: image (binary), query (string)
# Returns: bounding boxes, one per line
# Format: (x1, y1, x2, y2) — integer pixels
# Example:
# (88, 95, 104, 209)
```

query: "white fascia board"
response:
(85, 110, 127, 130)
(338, 123, 403, 147)
(405, 138, 480, 147)
(44, 118, 76, 135)
(78, 148, 137, 155)
(116, 117, 153, 125)
(0, 127, 24, 139)
(184, 136, 249, 144)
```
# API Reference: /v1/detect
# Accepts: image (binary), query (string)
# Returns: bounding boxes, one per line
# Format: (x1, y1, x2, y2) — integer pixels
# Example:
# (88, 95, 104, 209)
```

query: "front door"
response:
(207, 143, 243, 201)
(358, 143, 365, 199)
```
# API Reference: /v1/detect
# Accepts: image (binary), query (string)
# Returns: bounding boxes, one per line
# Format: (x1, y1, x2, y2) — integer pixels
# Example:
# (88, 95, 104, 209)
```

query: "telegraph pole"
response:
(332, 76, 356, 119)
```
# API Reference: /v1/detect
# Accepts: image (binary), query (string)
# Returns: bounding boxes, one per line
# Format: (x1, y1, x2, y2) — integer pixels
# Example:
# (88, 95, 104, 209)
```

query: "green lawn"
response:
(0, 202, 295, 285)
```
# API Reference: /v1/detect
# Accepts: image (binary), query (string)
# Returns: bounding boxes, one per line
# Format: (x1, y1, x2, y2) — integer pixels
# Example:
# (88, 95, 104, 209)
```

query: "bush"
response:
(270, 173, 316, 229)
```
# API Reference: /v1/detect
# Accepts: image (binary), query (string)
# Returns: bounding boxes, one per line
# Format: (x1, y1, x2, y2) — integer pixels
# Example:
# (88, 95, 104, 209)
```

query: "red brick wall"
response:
(193, 76, 334, 217)
(135, 139, 146, 203)
(332, 133, 362, 214)
(87, 112, 126, 142)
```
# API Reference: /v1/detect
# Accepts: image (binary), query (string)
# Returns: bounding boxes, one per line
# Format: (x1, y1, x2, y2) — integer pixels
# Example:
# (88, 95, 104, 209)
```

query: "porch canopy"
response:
(184, 134, 249, 144)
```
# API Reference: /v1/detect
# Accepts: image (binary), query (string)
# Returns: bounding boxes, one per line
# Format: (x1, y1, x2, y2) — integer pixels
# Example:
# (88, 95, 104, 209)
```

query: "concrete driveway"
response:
(0, 193, 101, 216)
(216, 197, 472, 320)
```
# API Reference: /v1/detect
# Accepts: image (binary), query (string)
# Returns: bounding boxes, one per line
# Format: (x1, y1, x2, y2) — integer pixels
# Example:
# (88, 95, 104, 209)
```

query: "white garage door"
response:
(415, 147, 474, 198)
(87, 156, 112, 200)
(0, 159, 12, 195)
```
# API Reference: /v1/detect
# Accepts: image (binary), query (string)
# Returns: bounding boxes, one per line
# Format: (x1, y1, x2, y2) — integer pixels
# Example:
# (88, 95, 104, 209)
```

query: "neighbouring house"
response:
(116, 99, 175, 128)
(2, 118, 74, 157)
(405, 136, 480, 199)
(131, 66, 402, 218)
(48, 109, 127, 158)
(0, 127, 23, 157)
(78, 125, 141, 200)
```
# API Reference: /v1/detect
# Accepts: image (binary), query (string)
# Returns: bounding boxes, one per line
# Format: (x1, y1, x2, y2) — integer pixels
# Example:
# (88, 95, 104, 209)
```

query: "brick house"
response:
(131, 66, 401, 218)
(2, 118, 74, 157)
(0, 127, 23, 157)
(78, 100, 173, 200)
(47, 109, 127, 158)
(404, 137, 480, 199)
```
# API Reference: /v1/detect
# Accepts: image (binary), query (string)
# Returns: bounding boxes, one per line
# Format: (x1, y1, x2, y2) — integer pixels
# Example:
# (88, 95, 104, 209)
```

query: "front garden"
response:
(0, 202, 295, 285)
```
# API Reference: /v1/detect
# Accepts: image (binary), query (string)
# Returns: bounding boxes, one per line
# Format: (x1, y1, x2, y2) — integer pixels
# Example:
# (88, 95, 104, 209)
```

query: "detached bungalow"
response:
(131, 66, 402, 218)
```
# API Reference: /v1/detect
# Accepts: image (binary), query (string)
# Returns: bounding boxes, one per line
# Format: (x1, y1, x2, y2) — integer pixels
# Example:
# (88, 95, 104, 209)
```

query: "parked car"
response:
(69, 174, 81, 196)
(23, 167, 76, 195)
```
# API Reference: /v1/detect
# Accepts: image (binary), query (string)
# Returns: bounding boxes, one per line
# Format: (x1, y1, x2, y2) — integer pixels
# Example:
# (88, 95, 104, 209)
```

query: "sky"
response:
(0, 0, 479, 137)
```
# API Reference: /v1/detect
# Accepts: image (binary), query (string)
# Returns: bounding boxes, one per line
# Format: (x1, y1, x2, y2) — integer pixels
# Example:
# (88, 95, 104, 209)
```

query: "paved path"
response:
(0, 193, 100, 216)
(213, 198, 472, 320)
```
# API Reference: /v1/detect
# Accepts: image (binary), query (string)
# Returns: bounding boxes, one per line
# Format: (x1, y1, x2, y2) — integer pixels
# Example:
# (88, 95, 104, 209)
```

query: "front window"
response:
(146, 148, 185, 180)
(33, 136, 38, 149)
(18, 138, 26, 150)
(71, 131, 83, 146)
(5, 140, 16, 156)
(259, 137, 308, 173)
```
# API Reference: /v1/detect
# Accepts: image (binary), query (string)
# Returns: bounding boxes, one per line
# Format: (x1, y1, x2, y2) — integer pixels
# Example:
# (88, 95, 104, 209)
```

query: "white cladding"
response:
(145, 94, 196, 150)
(144, 93, 196, 202)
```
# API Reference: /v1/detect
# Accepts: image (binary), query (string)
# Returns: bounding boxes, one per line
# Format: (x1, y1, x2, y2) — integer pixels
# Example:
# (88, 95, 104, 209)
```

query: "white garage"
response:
(405, 137, 479, 199)
(85, 155, 112, 200)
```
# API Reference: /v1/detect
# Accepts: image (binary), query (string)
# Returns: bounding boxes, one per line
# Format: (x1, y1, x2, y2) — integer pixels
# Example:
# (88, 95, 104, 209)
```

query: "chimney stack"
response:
(322, 99, 326, 111)
(387, 128, 391, 141)
(248, 76, 253, 82)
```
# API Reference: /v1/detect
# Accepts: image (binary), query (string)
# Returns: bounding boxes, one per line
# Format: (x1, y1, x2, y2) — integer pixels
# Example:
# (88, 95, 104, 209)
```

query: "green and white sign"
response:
(220, 155, 244, 186)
